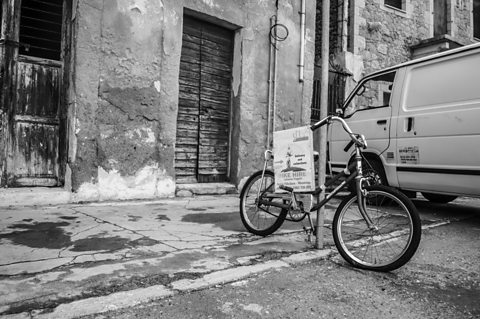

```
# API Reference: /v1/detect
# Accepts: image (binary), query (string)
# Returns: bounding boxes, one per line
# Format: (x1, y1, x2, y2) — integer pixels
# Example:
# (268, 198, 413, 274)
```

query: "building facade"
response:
(313, 0, 480, 117)
(0, 0, 316, 202)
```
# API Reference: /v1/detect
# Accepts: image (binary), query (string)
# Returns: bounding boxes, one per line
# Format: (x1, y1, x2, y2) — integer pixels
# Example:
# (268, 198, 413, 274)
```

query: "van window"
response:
(404, 53, 480, 109)
(344, 71, 396, 117)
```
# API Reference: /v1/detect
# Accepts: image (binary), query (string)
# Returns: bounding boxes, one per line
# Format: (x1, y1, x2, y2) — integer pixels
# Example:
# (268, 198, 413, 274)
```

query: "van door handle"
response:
(377, 119, 387, 125)
(406, 117, 414, 132)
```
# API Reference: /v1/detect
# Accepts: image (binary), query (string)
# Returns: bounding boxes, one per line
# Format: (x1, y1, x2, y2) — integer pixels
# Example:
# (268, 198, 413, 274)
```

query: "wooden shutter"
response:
(176, 16, 233, 183)
(1, 0, 67, 187)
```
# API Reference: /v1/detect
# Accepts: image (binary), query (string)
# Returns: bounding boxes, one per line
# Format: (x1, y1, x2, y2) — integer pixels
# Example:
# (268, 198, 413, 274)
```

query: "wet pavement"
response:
(0, 195, 339, 317)
(0, 194, 466, 318)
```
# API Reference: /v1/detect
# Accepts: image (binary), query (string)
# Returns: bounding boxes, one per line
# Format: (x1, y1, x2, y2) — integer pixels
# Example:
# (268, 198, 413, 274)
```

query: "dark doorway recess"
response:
(175, 15, 234, 184)
(0, 0, 71, 187)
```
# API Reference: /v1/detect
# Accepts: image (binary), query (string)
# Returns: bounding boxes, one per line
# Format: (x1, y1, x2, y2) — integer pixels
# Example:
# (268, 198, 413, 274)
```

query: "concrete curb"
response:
(171, 249, 333, 293)
(171, 260, 289, 291)
(36, 285, 174, 319)
(6, 249, 332, 319)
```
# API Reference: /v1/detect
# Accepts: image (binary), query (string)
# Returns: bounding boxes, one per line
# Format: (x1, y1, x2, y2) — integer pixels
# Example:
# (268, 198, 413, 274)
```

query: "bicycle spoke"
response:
(333, 186, 421, 272)
(240, 171, 288, 236)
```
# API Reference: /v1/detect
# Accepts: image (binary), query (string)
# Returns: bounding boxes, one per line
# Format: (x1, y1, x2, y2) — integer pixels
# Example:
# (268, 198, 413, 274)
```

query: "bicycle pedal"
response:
(302, 226, 312, 234)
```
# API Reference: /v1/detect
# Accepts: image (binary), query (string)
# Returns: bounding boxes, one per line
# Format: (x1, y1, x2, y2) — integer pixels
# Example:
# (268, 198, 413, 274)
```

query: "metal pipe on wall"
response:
(272, 16, 278, 137)
(299, 0, 306, 82)
(266, 15, 276, 148)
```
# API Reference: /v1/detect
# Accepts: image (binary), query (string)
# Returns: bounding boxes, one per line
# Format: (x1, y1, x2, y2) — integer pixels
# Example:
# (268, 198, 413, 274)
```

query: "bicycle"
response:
(239, 115, 421, 272)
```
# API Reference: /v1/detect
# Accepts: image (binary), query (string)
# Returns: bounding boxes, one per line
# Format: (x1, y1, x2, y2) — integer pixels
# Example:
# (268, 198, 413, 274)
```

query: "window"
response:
(385, 0, 403, 10)
(19, 0, 64, 60)
(344, 71, 396, 117)
(474, 0, 480, 39)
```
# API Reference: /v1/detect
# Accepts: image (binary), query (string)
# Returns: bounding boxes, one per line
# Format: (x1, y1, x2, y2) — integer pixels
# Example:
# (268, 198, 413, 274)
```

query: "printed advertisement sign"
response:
(273, 126, 315, 192)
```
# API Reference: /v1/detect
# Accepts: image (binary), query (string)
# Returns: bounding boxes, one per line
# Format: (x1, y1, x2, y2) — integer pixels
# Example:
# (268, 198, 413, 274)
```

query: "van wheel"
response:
(348, 158, 387, 193)
(421, 192, 457, 204)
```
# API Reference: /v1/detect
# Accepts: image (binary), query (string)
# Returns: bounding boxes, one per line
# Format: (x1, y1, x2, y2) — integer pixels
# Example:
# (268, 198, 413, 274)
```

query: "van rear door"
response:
(395, 50, 480, 196)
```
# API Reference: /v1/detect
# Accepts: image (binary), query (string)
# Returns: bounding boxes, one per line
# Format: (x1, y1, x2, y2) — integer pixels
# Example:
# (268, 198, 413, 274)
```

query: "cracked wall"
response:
(68, 0, 316, 201)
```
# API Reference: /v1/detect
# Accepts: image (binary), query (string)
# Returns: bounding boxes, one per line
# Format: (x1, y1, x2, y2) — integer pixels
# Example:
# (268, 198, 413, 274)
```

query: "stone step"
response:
(176, 183, 238, 197)
(0, 183, 239, 207)
(0, 187, 71, 207)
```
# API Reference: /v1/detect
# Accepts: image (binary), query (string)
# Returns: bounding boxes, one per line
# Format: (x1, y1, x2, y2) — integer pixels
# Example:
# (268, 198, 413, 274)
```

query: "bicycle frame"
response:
(241, 115, 421, 271)
(256, 115, 376, 229)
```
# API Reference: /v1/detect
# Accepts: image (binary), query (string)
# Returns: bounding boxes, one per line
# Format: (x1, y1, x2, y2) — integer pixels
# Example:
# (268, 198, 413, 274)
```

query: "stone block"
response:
(176, 189, 193, 197)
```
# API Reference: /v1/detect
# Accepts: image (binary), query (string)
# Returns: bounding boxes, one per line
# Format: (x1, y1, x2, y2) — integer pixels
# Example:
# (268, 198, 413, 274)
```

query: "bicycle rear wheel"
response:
(333, 185, 421, 272)
(239, 170, 288, 236)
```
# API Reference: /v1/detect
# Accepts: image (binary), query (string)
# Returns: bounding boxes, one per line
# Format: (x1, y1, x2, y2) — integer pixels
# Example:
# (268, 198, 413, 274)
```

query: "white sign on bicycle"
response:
(273, 126, 315, 192)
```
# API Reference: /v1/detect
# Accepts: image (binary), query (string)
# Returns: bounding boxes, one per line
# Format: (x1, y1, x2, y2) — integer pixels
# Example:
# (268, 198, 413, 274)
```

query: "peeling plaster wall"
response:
(69, 0, 104, 199)
(231, 0, 316, 183)
(69, 0, 316, 201)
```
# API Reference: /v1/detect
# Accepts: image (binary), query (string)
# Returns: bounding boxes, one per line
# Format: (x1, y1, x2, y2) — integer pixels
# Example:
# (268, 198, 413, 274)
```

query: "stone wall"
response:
(360, 0, 431, 74)
(68, 0, 316, 201)
(451, 0, 474, 44)
(323, 0, 477, 80)
(315, 0, 344, 60)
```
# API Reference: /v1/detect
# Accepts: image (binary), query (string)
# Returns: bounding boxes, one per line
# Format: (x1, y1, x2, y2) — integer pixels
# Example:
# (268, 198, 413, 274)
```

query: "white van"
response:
(329, 42, 480, 203)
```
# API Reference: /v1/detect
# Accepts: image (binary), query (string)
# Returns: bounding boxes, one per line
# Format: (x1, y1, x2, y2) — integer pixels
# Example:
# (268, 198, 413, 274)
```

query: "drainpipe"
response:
(299, 0, 306, 82)
(272, 16, 278, 139)
(266, 15, 277, 148)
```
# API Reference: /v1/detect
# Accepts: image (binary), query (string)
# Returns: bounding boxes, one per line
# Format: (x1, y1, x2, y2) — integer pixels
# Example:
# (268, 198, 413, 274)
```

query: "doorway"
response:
(175, 15, 234, 183)
(0, 0, 70, 187)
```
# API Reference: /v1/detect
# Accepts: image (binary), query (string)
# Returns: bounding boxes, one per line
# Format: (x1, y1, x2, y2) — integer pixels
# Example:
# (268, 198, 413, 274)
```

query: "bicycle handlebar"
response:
(310, 115, 367, 150)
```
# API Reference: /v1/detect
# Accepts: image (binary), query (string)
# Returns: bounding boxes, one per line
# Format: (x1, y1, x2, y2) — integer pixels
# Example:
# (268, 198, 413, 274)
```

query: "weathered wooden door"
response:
(0, 0, 67, 187)
(175, 16, 233, 183)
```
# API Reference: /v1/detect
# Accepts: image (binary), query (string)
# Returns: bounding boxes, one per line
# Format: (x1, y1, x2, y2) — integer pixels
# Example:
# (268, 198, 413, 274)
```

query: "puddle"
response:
(130, 237, 159, 246)
(1, 221, 159, 252)
(181, 212, 243, 231)
(1, 222, 71, 249)
(71, 236, 159, 252)
(156, 214, 171, 221)
(71, 236, 130, 252)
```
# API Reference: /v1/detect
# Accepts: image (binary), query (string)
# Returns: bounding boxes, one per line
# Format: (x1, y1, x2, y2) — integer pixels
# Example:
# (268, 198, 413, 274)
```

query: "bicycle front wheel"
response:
(333, 185, 421, 272)
(239, 170, 288, 236)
